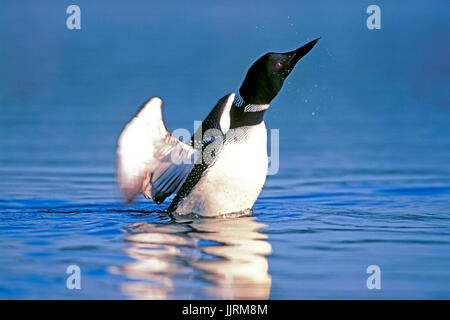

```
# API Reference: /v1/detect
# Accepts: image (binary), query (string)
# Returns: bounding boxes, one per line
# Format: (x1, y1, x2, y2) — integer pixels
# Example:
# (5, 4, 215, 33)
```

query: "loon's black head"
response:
(239, 38, 320, 105)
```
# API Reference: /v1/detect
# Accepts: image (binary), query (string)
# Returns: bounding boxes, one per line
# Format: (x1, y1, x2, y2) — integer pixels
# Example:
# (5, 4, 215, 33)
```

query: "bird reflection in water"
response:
(110, 213, 272, 299)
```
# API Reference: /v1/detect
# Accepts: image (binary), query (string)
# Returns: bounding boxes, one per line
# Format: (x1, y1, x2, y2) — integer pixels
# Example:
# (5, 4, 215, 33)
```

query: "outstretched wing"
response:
(117, 93, 236, 204)
(117, 97, 196, 203)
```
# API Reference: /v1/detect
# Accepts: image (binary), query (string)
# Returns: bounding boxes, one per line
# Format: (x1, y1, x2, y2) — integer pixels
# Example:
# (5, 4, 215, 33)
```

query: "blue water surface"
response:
(0, 0, 449, 299)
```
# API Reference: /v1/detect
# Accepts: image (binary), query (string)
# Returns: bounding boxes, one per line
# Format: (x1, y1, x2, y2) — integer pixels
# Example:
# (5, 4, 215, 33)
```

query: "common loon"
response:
(117, 38, 319, 217)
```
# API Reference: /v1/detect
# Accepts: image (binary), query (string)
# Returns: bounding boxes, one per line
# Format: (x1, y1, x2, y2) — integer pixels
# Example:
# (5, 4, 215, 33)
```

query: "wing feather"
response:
(117, 93, 235, 204)
(117, 97, 195, 202)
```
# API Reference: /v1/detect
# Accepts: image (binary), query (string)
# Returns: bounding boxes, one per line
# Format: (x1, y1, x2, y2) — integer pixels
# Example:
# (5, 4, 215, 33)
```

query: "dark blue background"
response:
(0, 0, 449, 299)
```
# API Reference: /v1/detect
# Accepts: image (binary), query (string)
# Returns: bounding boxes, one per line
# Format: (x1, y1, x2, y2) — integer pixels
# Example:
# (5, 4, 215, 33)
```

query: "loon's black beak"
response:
(282, 38, 320, 74)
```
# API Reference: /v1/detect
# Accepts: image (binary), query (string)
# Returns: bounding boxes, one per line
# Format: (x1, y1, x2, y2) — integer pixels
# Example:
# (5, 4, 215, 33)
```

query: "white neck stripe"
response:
(244, 104, 270, 112)
(233, 91, 270, 112)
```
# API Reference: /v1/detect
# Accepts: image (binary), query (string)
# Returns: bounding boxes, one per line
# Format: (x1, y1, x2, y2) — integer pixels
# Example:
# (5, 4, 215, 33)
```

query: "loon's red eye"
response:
(275, 62, 282, 68)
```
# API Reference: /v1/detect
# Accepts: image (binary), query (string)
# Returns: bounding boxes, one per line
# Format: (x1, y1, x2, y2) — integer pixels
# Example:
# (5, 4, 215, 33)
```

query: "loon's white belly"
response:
(175, 122, 268, 216)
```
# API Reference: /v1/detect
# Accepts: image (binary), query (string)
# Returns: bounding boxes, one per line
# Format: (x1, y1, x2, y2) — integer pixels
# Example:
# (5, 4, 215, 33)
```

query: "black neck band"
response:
(229, 104, 265, 129)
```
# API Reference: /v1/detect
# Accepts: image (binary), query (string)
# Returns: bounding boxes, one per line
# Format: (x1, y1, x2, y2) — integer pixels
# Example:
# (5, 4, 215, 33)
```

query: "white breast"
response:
(175, 122, 268, 216)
